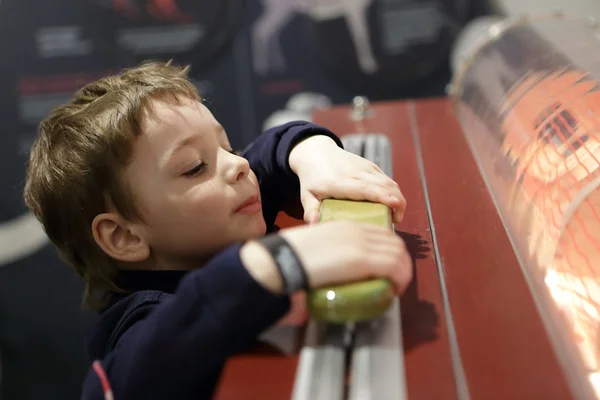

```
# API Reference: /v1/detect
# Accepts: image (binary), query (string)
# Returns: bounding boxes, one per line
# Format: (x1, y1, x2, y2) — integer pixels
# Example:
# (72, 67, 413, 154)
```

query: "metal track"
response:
(291, 321, 346, 400)
(292, 133, 407, 400)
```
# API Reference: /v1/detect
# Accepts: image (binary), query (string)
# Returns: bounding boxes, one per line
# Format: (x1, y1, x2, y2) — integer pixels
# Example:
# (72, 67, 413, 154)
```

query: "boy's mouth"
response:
(234, 194, 262, 214)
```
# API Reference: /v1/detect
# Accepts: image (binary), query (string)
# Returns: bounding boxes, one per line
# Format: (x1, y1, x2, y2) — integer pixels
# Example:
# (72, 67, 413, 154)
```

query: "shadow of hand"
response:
(400, 299, 440, 351)
(395, 231, 439, 351)
(396, 231, 430, 260)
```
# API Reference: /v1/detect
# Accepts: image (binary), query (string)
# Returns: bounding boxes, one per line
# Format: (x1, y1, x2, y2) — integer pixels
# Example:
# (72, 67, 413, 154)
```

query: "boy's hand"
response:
(289, 135, 406, 224)
(242, 221, 412, 295)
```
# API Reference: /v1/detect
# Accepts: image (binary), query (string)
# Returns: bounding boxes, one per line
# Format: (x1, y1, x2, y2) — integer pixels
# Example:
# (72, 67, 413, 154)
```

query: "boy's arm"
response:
(82, 244, 288, 400)
(241, 121, 344, 229)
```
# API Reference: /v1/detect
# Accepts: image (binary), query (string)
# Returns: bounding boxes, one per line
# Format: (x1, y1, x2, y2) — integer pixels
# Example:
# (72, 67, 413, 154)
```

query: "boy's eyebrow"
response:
(169, 136, 197, 157)
(163, 135, 200, 167)
(163, 124, 225, 165)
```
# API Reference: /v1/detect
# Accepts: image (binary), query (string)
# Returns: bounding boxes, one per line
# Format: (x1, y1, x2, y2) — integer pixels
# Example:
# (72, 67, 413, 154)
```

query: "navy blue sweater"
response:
(81, 122, 343, 400)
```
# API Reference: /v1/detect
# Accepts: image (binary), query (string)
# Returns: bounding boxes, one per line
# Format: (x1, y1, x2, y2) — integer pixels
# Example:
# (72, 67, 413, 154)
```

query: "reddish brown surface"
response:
(215, 98, 574, 399)
(414, 98, 573, 399)
(216, 353, 301, 400)
(216, 101, 458, 399)
(312, 102, 458, 399)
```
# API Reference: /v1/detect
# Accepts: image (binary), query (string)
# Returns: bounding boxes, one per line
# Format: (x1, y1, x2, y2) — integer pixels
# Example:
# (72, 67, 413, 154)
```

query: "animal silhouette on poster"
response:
(253, 0, 378, 76)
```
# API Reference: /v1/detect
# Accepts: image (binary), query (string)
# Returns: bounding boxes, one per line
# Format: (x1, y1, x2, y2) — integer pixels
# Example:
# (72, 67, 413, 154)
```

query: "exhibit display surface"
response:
(214, 11, 600, 399)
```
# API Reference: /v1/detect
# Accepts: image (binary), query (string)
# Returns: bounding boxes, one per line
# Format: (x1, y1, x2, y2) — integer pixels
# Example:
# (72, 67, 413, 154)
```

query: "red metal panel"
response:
(414, 98, 573, 399)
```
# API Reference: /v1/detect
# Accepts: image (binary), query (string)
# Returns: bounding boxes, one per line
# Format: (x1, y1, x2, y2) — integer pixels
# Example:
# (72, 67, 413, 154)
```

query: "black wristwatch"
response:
(258, 234, 309, 295)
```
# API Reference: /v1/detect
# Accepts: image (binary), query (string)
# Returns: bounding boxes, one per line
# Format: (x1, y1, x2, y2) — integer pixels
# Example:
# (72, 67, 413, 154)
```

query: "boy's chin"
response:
(240, 221, 267, 240)
(239, 215, 267, 237)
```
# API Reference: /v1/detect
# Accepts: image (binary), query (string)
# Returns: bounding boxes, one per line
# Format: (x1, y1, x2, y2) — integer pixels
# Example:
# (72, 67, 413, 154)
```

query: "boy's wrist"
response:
(240, 241, 285, 295)
(289, 135, 339, 175)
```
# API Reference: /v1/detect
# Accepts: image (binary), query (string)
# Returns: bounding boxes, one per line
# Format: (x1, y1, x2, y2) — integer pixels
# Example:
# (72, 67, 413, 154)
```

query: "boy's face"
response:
(123, 98, 266, 268)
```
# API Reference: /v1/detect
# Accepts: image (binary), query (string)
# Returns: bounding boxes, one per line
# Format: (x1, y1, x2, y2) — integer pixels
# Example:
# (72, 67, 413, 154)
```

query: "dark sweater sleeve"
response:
(241, 121, 343, 230)
(81, 244, 290, 400)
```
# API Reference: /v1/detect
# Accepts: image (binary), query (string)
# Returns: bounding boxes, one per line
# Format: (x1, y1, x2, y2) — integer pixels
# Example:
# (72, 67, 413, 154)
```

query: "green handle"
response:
(306, 199, 395, 323)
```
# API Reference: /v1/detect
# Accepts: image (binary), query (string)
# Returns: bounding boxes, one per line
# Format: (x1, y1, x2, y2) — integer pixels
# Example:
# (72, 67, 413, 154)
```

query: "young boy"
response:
(23, 61, 411, 399)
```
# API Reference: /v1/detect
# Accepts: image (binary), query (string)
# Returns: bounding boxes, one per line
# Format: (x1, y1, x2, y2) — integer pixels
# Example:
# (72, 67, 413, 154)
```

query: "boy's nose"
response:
(223, 151, 249, 183)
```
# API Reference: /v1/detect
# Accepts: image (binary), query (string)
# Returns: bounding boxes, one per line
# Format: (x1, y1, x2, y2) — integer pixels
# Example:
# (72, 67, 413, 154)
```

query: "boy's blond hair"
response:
(23, 61, 201, 309)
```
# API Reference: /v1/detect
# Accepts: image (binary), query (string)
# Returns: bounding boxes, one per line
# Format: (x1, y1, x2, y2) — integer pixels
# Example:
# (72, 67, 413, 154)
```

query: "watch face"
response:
(306, 0, 467, 94)
(84, 0, 244, 69)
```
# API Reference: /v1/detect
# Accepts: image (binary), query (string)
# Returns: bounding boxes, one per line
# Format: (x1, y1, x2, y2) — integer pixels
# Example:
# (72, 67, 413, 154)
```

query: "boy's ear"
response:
(92, 213, 150, 263)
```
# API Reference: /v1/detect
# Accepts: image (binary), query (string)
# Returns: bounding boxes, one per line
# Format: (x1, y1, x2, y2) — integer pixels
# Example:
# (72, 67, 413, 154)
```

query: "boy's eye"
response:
(183, 162, 206, 177)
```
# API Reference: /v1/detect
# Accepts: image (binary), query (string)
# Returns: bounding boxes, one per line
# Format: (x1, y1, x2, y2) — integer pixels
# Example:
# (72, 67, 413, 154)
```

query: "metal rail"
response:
(292, 132, 407, 400)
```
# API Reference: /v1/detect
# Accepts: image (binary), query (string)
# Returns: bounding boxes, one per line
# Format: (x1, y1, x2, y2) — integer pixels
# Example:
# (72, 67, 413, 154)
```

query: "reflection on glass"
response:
(452, 13, 600, 398)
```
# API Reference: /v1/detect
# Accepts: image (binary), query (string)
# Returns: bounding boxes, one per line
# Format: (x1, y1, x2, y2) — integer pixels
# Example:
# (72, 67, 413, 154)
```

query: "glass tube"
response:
(451, 12, 600, 399)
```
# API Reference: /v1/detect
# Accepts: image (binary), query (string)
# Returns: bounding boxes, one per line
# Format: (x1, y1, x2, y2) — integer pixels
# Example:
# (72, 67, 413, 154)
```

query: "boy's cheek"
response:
(249, 169, 260, 189)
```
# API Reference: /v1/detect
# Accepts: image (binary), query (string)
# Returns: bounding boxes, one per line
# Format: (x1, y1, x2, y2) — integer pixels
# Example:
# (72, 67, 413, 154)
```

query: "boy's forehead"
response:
(142, 98, 218, 132)
(136, 98, 226, 156)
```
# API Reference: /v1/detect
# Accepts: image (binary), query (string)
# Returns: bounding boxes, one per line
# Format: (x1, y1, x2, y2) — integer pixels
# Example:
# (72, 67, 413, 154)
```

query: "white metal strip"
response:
(291, 134, 365, 400)
(349, 299, 406, 400)
(349, 133, 407, 400)
(291, 321, 346, 400)
(342, 133, 366, 155)
(291, 133, 407, 400)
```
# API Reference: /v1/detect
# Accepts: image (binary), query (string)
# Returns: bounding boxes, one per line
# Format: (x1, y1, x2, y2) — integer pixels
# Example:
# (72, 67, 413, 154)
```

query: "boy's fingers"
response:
(358, 172, 404, 205)
(301, 193, 321, 224)
(392, 208, 405, 225)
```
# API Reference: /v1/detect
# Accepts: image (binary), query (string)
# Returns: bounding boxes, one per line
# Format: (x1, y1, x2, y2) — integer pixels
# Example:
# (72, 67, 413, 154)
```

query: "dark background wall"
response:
(0, 0, 485, 398)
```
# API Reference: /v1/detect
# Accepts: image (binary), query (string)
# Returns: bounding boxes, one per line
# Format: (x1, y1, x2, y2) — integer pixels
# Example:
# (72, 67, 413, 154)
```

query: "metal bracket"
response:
(350, 96, 376, 121)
